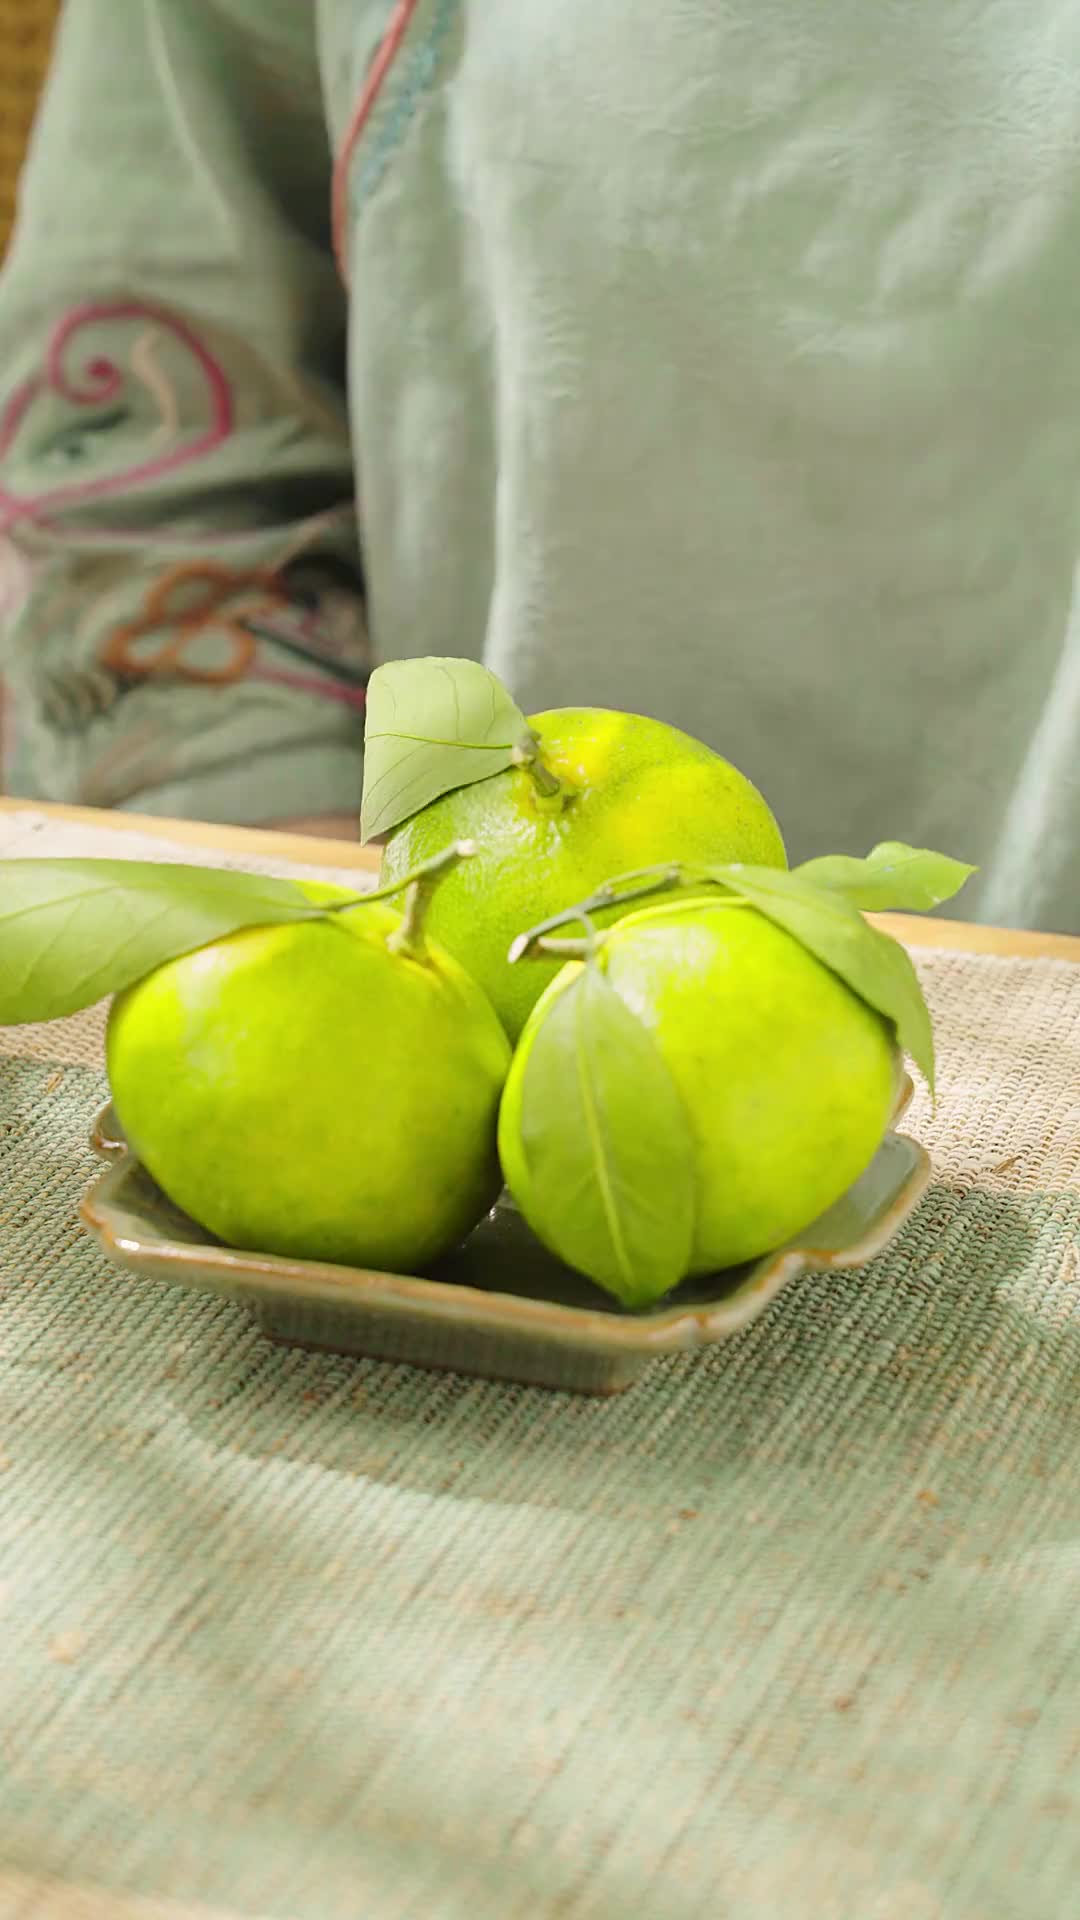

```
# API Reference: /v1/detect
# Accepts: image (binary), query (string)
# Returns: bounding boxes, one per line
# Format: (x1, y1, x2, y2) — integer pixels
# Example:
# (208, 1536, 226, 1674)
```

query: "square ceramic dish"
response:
(79, 1080, 931, 1395)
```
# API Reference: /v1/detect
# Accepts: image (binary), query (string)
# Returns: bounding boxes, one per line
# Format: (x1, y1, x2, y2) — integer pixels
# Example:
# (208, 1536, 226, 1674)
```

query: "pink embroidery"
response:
(0, 309, 367, 728)
(251, 664, 367, 711)
(11, 501, 357, 559)
(332, 0, 421, 278)
(0, 300, 234, 533)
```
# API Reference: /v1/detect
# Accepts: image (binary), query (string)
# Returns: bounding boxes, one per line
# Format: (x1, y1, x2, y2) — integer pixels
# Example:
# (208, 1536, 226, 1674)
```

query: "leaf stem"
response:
(508, 864, 690, 964)
(319, 841, 472, 921)
(535, 935, 597, 961)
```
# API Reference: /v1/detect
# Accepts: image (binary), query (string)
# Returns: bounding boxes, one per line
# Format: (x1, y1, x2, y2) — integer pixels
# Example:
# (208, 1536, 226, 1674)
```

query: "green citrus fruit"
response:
(498, 897, 902, 1298)
(380, 708, 786, 1040)
(106, 882, 511, 1272)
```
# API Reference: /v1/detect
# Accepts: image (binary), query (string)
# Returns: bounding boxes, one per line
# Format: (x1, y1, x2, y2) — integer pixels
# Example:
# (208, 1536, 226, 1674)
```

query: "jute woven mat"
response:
(1, 810, 1077, 1920)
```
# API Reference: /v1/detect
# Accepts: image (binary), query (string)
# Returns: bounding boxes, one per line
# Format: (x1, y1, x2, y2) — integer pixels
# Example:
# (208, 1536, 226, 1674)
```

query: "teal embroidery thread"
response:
(352, 0, 461, 217)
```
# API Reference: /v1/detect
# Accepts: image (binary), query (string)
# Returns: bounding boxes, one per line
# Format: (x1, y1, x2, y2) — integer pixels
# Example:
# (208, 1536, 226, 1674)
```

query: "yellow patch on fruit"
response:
(106, 882, 511, 1272)
(381, 707, 786, 1038)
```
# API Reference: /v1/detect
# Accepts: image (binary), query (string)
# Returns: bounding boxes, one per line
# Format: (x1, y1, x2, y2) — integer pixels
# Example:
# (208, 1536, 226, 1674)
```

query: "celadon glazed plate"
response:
(80, 1081, 930, 1396)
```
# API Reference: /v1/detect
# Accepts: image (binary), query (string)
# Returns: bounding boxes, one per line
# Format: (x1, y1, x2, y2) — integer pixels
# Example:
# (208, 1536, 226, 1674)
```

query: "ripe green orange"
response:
(380, 708, 786, 1038)
(106, 883, 511, 1272)
(498, 897, 902, 1296)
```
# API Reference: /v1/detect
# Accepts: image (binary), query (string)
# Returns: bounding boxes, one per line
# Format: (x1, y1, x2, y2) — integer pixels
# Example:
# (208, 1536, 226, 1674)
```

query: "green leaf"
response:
(701, 863, 938, 1092)
(794, 841, 976, 912)
(514, 963, 696, 1308)
(0, 860, 320, 1024)
(361, 657, 529, 842)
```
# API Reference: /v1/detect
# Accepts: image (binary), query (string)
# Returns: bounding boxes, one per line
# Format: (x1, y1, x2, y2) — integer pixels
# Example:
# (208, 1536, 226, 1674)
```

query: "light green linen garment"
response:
(1, 0, 1077, 929)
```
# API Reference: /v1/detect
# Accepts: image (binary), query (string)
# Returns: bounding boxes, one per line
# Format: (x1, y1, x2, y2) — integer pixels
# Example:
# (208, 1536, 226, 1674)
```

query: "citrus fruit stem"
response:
(312, 843, 476, 956)
(512, 729, 565, 803)
(319, 841, 476, 920)
(507, 863, 754, 963)
(384, 841, 478, 959)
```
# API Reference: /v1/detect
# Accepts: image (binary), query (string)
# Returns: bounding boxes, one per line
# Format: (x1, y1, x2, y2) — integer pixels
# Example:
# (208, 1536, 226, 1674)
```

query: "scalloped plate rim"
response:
(79, 1085, 932, 1362)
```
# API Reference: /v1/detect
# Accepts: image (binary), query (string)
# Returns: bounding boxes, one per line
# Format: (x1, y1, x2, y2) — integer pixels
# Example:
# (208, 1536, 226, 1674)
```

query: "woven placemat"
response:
(1, 810, 1078, 1920)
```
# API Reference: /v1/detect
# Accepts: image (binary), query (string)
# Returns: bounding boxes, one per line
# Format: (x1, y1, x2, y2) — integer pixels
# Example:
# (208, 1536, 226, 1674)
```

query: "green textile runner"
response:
(1, 811, 1078, 1920)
